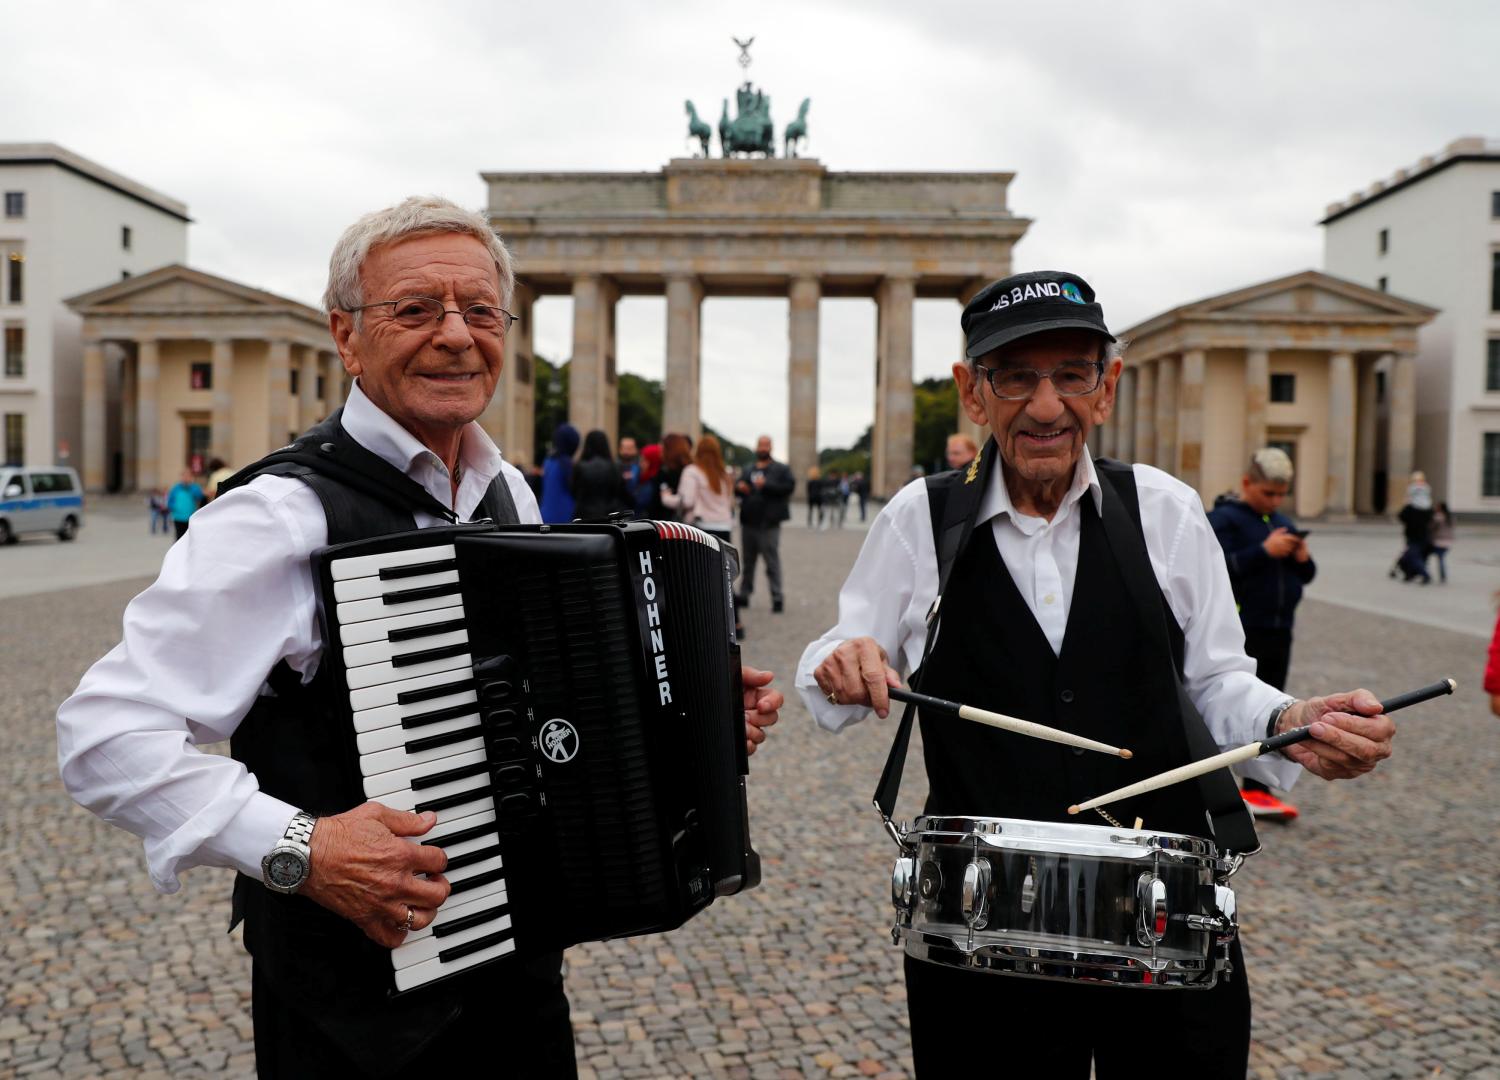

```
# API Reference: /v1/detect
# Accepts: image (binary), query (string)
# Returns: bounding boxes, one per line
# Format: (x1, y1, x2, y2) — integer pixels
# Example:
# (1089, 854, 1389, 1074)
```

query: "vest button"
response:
(1071, 747, 1086, 756)
(1059, 689, 1075, 703)
(319, 442, 337, 454)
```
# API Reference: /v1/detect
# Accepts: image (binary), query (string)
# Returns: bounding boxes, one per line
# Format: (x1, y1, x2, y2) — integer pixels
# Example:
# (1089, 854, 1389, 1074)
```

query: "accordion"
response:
(310, 519, 760, 994)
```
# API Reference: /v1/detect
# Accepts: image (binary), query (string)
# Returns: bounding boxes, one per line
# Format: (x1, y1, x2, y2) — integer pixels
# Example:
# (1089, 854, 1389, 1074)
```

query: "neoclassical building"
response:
(1099, 270, 1436, 517)
(485, 158, 1027, 496)
(66, 265, 347, 492)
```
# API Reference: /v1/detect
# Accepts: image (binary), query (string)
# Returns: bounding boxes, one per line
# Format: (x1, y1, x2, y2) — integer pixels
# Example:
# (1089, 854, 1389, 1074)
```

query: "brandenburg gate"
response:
(483, 158, 1029, 496)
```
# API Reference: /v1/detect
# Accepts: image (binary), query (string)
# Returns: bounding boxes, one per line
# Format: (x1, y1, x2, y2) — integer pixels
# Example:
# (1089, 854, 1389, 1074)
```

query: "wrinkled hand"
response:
(1276, 690, 1394, 780)
(741, 664, 782, 756)
(813, 636, 902, 718)
(301, 802, 450, 949)
(1263, 527, 1299, 558)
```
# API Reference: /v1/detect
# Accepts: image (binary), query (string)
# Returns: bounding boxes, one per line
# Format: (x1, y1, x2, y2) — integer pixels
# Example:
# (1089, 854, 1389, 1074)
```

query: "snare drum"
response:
(890, 816, 1238, 989)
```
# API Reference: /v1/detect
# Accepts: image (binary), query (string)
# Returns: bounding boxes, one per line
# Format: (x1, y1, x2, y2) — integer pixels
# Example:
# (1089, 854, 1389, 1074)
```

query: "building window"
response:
(121, 270, 131, 280)
(1493, 191, 1500, 218)
(316, 374, 326, 400)
(1493, 252, 1500, 312)
(190, 362, 213, 390)
(289, 369, 299, 395)
(3, 413, 22, 465)
(6, 252, 22, 304)
(3, 326, 21, 377)
(1269, 373, 1296, 403)
(1486, 434, 1500, 497)
(1378, 228, 1388, 255)
(1377, 276, 1388, 293)
(3, 192, 22, 218)
(1489, 340, 1500, 392)
(121, 226, 132, 251)
(1375, 370, 1386, 404)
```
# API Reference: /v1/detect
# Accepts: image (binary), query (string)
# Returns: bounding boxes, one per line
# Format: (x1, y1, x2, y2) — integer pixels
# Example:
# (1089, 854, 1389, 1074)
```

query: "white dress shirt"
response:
(56, 382, 540, 893)
(795, 450, 1301, 791)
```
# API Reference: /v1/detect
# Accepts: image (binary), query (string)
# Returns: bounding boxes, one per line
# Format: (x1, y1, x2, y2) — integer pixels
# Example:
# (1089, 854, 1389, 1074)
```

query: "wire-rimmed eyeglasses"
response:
(975, 359, 1105, 400)
(345, 296, 518, 334)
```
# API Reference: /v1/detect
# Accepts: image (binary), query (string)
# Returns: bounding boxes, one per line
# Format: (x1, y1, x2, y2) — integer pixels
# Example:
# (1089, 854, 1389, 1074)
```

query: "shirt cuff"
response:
(795, 639, 872, 733)
(206, 792, 303, 885)
(1236, 694, 1303, 791)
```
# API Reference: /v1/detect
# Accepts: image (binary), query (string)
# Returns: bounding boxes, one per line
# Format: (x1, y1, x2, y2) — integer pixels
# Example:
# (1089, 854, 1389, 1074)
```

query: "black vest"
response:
(915, 492, 1209, 837)
(220, 411, 541, 1077)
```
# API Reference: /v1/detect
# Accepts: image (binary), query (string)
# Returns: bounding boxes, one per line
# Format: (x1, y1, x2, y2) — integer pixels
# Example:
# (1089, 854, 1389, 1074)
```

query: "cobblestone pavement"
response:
(4, 524, 1499, 1078)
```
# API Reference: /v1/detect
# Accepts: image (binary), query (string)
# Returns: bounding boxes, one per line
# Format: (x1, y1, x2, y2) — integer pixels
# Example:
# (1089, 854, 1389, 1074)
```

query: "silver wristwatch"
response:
(261, 810, 316, 895)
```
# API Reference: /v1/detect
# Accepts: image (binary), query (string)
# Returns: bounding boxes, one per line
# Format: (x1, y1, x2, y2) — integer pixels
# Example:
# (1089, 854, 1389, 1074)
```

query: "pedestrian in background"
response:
(1392, 472, 1433, 583)
(1208, 447, 1316, 822)
(806, 465, 824, 529)
(1427, 501, 1453, 583)
(946, 433, 978, 472)
(166, 468, 205, 540)
(539, 422, 579, 523)
(736, 435, 795, 614)
(571, 428, 631, 521)
(1485, 601, 1500, 716)
(661, 434, 743, 639)
(205, 457, 234, 501)
(618, 436, 642, 509)
(654, 433, 693, 521)
(635, 443, 661, 517)
(147, 488, 168, 534)
(853, 471, 868, 521)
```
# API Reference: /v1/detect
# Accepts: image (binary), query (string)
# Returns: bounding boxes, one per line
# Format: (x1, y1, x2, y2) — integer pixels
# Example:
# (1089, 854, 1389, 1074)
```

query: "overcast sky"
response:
(6, 1, 1496, 453)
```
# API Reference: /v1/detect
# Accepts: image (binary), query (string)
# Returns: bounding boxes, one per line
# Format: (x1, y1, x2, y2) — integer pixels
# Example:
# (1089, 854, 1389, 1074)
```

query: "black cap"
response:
(962, 270, 1115, 359)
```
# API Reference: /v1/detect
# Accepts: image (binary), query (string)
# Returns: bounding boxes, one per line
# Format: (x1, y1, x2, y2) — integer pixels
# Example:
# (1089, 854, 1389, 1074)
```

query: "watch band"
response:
(1266, 700, 1296, 741)
(282, 810, 316, 847)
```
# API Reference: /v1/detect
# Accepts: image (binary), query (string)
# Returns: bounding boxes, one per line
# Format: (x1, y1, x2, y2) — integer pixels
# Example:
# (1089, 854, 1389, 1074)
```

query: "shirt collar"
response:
(975, 443, 1103, 529)
(341, 379, 505, 489)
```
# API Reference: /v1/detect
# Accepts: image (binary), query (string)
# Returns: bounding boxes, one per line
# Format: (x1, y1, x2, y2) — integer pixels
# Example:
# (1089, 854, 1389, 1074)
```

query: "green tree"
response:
(532, 354, 570, 465)
(913, 376, 959, 474)
(617, 372, 663, 447)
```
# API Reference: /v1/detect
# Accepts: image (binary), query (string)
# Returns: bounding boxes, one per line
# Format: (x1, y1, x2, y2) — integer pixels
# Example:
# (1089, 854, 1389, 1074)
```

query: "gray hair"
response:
(1248, 447, 1295, 485)
(322, 195, 515, 318)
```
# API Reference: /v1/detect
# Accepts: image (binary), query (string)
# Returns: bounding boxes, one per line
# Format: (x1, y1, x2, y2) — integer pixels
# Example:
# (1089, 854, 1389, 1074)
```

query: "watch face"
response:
(268, 851, 306, 888)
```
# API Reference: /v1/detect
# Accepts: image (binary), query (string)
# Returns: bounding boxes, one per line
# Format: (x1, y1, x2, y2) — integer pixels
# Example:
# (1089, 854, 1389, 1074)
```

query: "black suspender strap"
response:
(871, 437, 998, 840)
(1093, 458, 1260, 857)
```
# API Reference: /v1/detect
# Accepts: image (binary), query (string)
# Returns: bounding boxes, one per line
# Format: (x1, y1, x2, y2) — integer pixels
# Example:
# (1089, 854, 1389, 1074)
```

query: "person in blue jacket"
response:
(539, 422, 580, 524)
(1208, 447, 1316, 821)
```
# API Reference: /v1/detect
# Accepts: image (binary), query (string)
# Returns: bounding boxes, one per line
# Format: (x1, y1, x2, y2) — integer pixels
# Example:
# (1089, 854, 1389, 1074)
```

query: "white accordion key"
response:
(344, 649, 473, 692)
(394, 908, 511, 971)
(352, 688, 479, 735)
(332, 567, 460, 604)
(393, 933, 516, 993)
(343, 627, 469, 669)
(363, 747, 487, 799)
(329, 544, 457, 581)
(348, 669, 476, 715)
(336, 605, 465, 648)
(356, 710, 481, 755)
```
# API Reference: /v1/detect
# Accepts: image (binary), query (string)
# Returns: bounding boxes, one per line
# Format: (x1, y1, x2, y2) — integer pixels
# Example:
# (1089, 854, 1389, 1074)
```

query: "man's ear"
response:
(328, 311, 362, 377)
(1092, 356, 1122, 426)
(953, 361, 989, 426)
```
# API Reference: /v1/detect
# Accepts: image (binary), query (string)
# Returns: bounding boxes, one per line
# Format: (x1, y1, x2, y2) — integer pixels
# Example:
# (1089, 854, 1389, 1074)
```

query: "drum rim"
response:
(900, 931, 1225, 990)
(909, 814, 1219, 857)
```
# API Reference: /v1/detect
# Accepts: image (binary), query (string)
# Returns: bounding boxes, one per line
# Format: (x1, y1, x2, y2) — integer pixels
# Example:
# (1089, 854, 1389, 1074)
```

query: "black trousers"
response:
(1242, 627, 1292, 692)
(251, 962, 577, 1079)
(905, 939, 1250, 1078)
(739, 523, 784, 603)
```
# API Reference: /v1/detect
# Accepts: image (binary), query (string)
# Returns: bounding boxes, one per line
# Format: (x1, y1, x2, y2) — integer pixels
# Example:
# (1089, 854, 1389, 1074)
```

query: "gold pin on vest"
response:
(965, 448, 981, 485)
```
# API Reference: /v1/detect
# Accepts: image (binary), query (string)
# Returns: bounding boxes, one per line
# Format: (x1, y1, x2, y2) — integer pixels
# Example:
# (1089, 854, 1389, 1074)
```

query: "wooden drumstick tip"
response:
(1066, 804, 1081, 815)
(1119, 748, 1133, 760)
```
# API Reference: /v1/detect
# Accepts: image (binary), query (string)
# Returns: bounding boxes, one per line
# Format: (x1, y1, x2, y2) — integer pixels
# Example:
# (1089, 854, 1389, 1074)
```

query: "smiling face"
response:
(954, 328, 1118, 493)
(328, 232, 505, 458)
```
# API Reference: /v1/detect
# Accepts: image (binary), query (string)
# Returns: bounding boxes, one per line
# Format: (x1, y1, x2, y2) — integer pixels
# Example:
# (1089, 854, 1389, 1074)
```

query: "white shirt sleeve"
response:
(795, 480, 936, 733)
(55, 477, 327, 893)
(1137, 467, 1301, 790)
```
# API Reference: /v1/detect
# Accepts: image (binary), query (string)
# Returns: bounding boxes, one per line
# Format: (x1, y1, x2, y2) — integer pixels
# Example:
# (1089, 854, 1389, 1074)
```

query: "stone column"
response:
(210, 339, 234, 463)
(662, 275, 704, 441)
(786, 276, 821, 493)
(298, 346, 319, 429)
(1132, 361, 1156, 468)
(1114, 367, 1136, 461)
(135, 339, 160, 491)
(873, 275, 916, 498)
(1355, 355, 1379, 515)
(956, 280, 988, 447)
(325, 352, 347, 410)
(482, 283, 536, 462)
(82, 340, 108, 492)
(120, 349, 137, 490)
(569, 274, 620, 443)
(1326, 351, 1356, 518)
(1385, 352, 1416, 513)
(267, 340, 291, 453)
(1154, 355, 1180, 475)
(1243, 347, 1269, 460)
(1178, 349, 1207, 495)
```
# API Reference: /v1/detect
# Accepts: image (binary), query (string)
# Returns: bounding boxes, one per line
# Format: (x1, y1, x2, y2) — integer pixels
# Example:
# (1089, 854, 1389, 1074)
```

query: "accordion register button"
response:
(483, 707, 518, 727)
(489, 737, 522, 757)
(500, 792, 532, 812)
(496, 764, 528, 787)
(480, 680, 515, 702)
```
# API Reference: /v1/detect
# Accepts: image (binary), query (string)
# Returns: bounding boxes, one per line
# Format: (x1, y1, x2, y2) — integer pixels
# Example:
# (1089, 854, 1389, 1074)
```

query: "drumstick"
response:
(1067, 678, 1455, 816)
(888, 687, 1132, 759)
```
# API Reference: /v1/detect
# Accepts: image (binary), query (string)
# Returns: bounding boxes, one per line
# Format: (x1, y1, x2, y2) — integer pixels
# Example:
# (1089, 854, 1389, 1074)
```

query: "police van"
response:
(0, 466, 84, 543)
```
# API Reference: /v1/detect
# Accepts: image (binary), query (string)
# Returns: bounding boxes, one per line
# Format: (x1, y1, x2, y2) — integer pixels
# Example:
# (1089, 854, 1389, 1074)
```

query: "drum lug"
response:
(961, 858, 991, 930)
(1213, 883, 1238, 942)
(1136, 875, 1168, 946)
(891, 856, 917, 911)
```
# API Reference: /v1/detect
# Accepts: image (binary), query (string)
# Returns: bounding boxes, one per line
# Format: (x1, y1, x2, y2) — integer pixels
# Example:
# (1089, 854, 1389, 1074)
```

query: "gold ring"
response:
(826, 691, 839, 705)
(401, 905, 415, 932)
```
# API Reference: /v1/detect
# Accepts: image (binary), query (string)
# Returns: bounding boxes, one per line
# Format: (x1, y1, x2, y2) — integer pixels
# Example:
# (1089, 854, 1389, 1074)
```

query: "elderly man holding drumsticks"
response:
(796, 270, 1396, 1079)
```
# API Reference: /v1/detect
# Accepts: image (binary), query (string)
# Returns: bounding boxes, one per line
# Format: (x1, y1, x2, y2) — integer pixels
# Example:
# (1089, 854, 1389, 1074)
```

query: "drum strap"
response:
(1093, 459, 1260, 857)
(872, 436, 998, 838)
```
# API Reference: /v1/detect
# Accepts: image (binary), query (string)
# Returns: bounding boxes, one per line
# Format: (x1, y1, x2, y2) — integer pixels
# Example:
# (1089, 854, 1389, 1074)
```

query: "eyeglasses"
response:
(975, 359, 1105, 400)
(346, 296, 518, 334)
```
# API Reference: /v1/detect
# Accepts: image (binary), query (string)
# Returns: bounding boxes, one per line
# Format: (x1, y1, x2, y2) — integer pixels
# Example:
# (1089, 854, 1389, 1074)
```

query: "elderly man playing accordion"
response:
(797, 270, 1394, 1077)
(59, 196, 782, 1079)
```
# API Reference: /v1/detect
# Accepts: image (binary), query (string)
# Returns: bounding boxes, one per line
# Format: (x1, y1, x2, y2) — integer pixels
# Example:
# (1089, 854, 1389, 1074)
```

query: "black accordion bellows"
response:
(311, 519, 759, 995)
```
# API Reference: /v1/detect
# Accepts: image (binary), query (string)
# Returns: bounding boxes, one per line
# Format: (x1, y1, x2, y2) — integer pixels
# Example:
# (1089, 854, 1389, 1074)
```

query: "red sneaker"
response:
(1242, 788, 1299, 822)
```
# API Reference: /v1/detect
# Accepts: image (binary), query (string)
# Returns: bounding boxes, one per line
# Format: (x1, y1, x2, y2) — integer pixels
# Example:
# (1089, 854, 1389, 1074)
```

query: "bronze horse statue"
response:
(784, 98, 810, 157)
(685, 100, 712, 157)
(720, 82, 775, 156)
